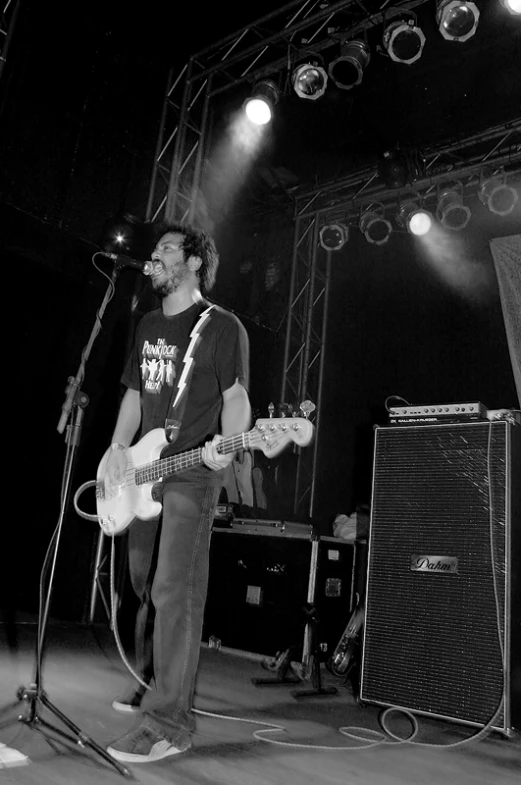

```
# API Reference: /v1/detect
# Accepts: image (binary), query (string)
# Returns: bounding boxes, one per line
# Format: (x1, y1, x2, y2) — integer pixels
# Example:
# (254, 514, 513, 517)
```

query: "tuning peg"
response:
(299, 400, 316, 419)
(268, 402, 275, 418)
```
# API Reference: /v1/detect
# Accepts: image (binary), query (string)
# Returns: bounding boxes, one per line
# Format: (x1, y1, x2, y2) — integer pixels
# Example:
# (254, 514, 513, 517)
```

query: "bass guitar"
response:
(328, 600, 365, 678)
(91, 417, 314, 536)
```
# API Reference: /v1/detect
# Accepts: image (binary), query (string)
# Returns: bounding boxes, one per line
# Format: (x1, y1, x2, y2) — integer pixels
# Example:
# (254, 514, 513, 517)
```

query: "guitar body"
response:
(97, 429, 168, 535)
(92, 417, 315, 536)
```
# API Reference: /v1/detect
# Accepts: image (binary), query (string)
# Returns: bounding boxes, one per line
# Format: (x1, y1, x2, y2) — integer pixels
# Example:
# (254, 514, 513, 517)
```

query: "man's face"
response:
(150, 232, 190, 297)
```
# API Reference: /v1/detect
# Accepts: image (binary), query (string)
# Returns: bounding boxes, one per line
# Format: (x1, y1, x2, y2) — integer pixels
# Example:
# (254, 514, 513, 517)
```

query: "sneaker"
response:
(0, 742, 30, 768)
(107, 723, 190, 763)
(111, 684, 147, 713)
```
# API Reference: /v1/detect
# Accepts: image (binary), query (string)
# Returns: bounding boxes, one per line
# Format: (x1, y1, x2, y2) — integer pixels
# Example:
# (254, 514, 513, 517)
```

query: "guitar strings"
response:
(111, 432, 251, 490)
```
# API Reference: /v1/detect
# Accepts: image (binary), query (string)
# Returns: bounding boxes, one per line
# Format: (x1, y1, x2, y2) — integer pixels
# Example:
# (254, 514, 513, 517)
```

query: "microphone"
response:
(99, 252, 163, 276)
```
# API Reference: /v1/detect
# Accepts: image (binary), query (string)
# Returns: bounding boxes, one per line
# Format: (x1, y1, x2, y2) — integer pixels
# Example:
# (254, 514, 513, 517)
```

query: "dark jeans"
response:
(127, 473, 220, 742)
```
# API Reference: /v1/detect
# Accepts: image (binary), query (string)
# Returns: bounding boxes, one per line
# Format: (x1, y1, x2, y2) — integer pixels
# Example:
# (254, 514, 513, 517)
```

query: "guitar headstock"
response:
(248, 417, 315, 457)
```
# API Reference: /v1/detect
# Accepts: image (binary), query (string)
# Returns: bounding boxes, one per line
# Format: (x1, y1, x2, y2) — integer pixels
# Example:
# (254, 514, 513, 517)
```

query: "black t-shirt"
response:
(121, 301, 249, 462)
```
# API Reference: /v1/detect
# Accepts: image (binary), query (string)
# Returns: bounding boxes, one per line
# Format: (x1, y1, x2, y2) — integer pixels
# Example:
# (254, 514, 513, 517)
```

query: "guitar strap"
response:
(164, 302, 215, 445)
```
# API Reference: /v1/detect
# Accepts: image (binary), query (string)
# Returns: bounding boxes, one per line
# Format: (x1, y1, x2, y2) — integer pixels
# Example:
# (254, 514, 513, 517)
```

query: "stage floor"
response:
(0, 618, 519, 784)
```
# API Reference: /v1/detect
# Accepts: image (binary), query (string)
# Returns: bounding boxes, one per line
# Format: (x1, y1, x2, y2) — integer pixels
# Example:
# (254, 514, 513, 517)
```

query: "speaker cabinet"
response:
(203, 523, 356, 658)
(360, 421, 521, 735)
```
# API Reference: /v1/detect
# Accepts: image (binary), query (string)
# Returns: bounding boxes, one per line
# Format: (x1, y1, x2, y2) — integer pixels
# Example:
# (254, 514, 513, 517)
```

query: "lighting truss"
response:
(0, 0, 20, 82)
(145, 2, 517, 519)
(294, 121, 521, 224)
(281, 213, 332, 519)
(145, 0, 429, 226)
(286, 121, 520, 513)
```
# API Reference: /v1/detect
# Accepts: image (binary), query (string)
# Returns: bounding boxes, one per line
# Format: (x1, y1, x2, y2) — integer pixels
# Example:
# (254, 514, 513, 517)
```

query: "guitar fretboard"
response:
(135, 432, 248, 485)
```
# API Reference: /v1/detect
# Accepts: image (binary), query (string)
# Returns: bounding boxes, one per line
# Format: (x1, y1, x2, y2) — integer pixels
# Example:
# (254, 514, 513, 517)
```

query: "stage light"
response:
(244, 80, 279, 125)
(328, 40, 370, 90)
(292, 61, 328, 100)
(478, 173, 519, 216)
(397, 199, 433, 236)
(100, 212, 141, 253)
(500, 0, 521, 15)
(436, 184, 471, 230)
(437, 1, 480, 42)
(319, 223, 349, 251)
(383, 19, 426, 64)
(360, 204, 393, 245)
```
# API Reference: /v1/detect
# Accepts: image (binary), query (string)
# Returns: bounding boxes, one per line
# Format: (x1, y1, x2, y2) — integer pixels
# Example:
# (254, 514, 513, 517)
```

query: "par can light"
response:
(397, 200, 433, 236)
(436, 185, 472, 230)
(437, 1, 480, 42)
(383, 20, 426, 64)
(292, 62, 328, 100)
(360, 204, 393, 245)
(328, 40, 370, 90)
(319, 224, 349, 251)
(244, 80, 280, 125)
(478, 175, 519, 216)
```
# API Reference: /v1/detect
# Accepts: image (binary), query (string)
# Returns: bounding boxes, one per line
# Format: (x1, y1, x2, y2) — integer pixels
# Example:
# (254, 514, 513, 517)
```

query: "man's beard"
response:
(152, 265, 188, 298)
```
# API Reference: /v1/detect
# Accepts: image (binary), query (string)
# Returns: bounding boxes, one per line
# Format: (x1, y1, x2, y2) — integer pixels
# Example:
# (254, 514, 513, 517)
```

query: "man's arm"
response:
(202, 380, 251, 470)
(220, 380, 251, 437)
(111, 387, 142, 447)
(103, 388, 141, 492)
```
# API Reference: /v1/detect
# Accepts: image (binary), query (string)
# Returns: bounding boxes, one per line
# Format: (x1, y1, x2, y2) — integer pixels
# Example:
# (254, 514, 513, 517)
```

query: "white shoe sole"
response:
(111, 700, 141, 713)
(107, 740, 187, 763)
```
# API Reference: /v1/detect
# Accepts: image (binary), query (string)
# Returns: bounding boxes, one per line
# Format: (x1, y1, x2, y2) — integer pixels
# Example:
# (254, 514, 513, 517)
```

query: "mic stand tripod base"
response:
(251, 647, 301, 687)
(290, 606, 338, 700)
(2, 684, 130, 776)
(290, 674, 338, 700)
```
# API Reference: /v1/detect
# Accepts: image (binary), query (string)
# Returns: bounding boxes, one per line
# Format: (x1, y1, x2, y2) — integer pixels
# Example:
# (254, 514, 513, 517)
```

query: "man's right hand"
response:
(103, 447, 128, 498)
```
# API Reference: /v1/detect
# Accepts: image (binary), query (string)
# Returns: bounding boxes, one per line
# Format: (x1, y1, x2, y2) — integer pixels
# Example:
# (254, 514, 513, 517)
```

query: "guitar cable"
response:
(73, 480, 100, 522)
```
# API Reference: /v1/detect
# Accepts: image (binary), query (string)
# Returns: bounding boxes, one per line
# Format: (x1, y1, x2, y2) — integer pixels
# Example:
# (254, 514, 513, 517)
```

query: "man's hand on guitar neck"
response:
(202, 435, 235, 471)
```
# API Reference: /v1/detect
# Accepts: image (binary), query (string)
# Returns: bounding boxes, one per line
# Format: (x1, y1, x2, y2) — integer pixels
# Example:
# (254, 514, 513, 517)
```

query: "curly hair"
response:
(153, 221, 219, 292)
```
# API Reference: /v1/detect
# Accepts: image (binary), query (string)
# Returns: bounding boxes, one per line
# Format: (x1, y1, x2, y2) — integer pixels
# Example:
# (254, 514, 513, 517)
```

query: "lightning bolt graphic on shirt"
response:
(172, 305, 215, 409)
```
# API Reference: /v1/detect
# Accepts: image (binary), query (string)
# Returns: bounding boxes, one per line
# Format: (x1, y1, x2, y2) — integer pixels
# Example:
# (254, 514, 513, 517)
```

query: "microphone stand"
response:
(0, 265, 130, 777)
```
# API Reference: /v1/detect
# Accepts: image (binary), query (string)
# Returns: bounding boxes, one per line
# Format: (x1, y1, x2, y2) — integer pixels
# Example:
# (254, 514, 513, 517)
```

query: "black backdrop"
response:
(2, 2, 520, 621)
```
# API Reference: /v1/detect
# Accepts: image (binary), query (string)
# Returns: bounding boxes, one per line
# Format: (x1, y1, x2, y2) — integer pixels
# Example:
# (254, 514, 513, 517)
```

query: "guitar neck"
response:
(136, 433, 248, 485)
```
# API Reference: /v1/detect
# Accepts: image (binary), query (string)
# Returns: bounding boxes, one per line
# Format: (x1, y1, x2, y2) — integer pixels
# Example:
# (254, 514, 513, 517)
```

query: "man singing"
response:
(102, 223, 250, 763)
